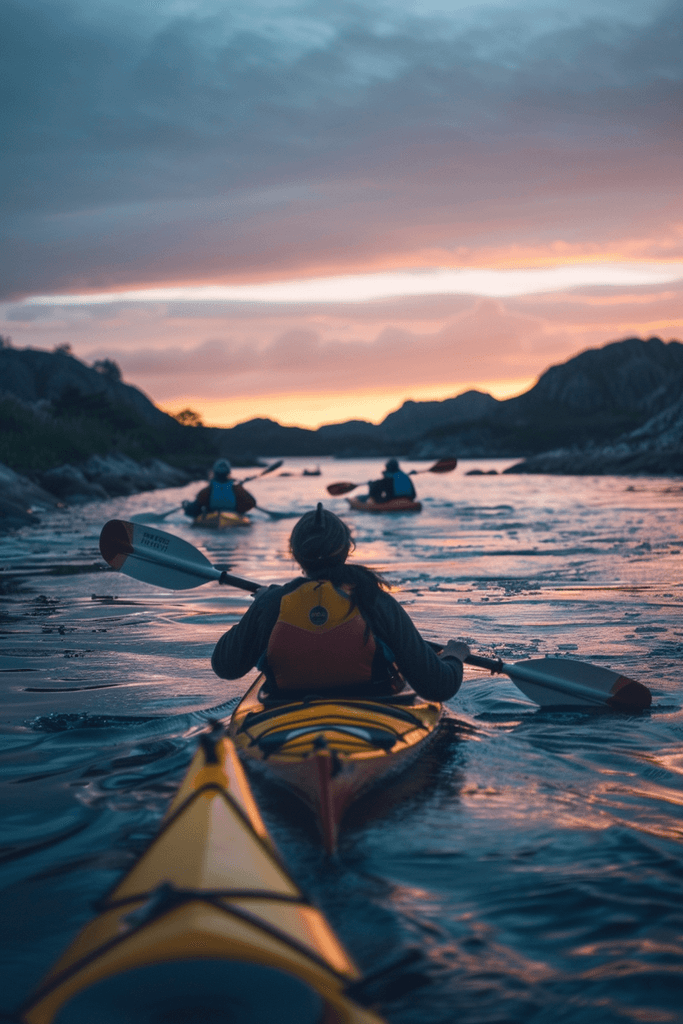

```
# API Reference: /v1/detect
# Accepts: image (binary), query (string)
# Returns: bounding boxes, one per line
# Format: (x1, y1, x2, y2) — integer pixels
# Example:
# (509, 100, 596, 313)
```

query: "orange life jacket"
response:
(264, 580, 390, 692)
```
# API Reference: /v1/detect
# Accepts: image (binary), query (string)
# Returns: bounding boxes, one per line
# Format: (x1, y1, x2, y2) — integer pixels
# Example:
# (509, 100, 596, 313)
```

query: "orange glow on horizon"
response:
(159, 377, 536, 430)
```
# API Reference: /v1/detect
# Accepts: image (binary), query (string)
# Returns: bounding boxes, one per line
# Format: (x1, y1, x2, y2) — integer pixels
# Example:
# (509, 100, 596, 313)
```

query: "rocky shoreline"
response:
(0, 455, 196, 531)
(504, 445, 683, 476)
(505, 393, 683, 477)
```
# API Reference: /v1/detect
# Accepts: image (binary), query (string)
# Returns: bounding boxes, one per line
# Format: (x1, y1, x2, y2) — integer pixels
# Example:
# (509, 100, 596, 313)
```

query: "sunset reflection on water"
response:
(0, 458, 681, 1022)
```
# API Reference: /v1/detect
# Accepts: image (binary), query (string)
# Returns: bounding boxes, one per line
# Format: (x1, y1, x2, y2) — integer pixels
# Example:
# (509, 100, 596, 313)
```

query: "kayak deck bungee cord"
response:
(21, 726, 386, 1024)
(229, 678, 443, 853)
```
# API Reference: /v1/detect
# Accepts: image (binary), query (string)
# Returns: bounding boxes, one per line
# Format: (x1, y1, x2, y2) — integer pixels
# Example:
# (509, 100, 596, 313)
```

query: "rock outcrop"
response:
(0, 463, 61, 529)
(0, 345, 170, 427)
(0, 455, 194, 531)
(38, 455, 191, 503)
(504, 388, 683, 476)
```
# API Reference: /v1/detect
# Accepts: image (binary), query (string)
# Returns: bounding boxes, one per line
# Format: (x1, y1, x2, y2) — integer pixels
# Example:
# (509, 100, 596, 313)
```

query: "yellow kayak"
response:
(229, 678, 442, 853)
(21, 727, 385, 1024)
(192, 511, 252, 529)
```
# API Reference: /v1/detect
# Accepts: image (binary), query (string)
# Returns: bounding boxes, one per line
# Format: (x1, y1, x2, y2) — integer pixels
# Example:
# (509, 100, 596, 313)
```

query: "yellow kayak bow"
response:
(21, 726, 385, 1024)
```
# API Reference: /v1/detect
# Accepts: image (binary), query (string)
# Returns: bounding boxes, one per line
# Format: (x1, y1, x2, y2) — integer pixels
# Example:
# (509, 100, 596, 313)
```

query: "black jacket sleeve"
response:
(369, 590, 463, 701)
(183, 485, 211, 517)
(211, 582, 297, 679)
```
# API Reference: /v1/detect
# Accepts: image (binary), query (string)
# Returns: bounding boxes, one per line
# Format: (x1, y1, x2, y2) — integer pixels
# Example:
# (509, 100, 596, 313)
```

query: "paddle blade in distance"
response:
(239, 459, 284, 484)
(254, 506, 301, 519)
(100, 519, 220, 590)
(429, 458, 458, 474)
(509, 657, 651, 710)
(129, 508, 179, 524)
(326, 482, 358, 496)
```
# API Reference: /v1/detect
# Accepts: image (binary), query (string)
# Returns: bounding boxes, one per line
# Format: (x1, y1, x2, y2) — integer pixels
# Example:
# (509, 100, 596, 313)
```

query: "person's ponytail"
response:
(324, 562, 387, 617)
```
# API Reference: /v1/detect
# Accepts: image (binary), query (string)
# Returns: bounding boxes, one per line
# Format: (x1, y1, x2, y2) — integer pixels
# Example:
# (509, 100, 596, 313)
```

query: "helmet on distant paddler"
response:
(384, 458, 400, 473)
(212, 458, 232, 479)
(290, 503, 353, 577)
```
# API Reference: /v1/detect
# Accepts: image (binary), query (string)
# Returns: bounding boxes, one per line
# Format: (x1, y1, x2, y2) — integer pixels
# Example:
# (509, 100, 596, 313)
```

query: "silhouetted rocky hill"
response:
(405, 336, 683, 462)
(0, 341, 217, 516)
(0, 344, 170, 427)
(503, 338, 683, 475)
(508, 336, 683, 417)
(211, 336, 682, 463)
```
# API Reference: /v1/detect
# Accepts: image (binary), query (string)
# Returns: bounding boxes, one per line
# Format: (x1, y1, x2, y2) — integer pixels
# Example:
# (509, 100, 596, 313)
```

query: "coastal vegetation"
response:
(0, 339, 216, 475)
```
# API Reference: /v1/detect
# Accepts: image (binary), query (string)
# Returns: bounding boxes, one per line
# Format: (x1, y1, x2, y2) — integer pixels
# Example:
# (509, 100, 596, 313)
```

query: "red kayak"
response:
(346, 497, 422, 513)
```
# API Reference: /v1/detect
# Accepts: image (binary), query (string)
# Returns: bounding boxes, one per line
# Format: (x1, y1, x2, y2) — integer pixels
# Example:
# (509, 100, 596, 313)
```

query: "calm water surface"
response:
(1, 458, 682, 1022)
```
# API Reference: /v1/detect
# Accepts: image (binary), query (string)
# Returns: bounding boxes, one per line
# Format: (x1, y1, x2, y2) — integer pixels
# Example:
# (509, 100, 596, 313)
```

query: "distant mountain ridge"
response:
(1, 336, 681, 483)
(212, 336, 683, 461)
(381, 390, 499, 440)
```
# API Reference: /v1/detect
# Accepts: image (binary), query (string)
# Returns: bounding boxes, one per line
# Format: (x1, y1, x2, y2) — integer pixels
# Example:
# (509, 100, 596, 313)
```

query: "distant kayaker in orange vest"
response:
(212, 503, 469, 699)
(182, 459, 256, 518)
(366, 458, 417, 504)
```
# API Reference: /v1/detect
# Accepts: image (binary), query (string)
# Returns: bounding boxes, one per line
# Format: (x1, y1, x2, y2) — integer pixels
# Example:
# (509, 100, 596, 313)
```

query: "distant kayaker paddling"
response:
(182, 458, 256, 518)
(365, 458, 417, 504)
(212, 502, 469, 699)
(326, 457, 457, 512)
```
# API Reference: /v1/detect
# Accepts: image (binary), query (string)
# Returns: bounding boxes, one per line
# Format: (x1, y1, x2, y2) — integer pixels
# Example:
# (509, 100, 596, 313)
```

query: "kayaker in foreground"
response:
(182, 458, 256, 517)
(365, 458, 417, 504)
(212, 504, 469, 700)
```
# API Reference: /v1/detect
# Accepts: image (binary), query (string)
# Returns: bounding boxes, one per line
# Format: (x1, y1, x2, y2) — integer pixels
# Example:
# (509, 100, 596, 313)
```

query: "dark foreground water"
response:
(1, 458, 682, 1023)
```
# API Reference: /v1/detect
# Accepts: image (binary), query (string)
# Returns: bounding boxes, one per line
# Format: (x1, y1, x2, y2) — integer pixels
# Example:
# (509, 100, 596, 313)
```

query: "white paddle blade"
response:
(506, 658, 651, 710)
(100, 520, 221, 590)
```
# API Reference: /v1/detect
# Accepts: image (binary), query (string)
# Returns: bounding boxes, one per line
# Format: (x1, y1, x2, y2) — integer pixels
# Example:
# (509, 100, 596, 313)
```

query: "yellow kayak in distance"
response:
(229, 677, 442, 853)
(192, 510, 252, 529)
(21, 728, 386, 1024)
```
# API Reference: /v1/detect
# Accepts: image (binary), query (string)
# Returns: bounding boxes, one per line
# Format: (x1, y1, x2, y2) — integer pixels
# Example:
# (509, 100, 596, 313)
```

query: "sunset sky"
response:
(2, 0, 682, 428)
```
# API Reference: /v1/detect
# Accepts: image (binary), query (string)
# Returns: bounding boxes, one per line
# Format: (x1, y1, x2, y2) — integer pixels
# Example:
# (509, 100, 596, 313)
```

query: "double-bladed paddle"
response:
(99, 519, 652, 711)
(100, 519, 261, 591)
(429, 647, 650, 711)
(327, 458, 457, 496)
(129, 505, 183, 524)
(237, 459, 284, 485)
(130, 461, 285, 524)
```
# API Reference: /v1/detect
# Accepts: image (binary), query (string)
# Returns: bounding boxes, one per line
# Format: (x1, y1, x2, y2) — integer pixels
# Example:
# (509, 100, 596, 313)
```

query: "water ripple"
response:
(0, 460, 681, 1021)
